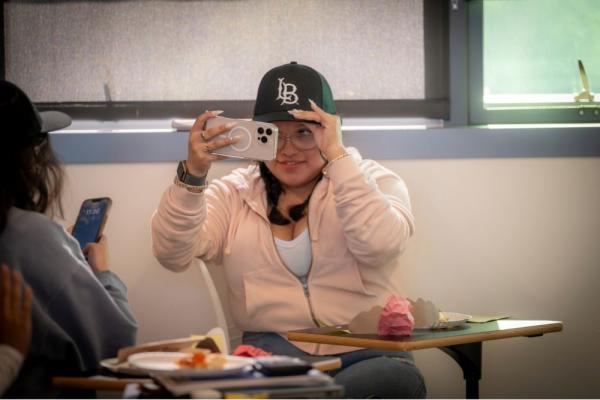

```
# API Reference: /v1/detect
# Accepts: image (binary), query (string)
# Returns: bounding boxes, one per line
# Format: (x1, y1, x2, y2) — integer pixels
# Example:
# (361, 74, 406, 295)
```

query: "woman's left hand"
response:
(289, 100, 346, 160)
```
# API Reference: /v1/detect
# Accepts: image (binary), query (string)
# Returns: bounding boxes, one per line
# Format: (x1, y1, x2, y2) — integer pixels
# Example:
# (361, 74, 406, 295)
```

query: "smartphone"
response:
(72, 197, 112, 249)
(254, 356, 312, 376)
(205, 116, 279, 161)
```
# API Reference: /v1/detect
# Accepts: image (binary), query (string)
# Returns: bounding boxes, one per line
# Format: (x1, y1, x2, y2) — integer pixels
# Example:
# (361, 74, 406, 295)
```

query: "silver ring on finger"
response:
(200, 130, 208, 142)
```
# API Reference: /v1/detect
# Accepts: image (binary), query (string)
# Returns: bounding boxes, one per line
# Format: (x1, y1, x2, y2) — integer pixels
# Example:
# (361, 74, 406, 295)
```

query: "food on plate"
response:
(176, 350, 226, 369)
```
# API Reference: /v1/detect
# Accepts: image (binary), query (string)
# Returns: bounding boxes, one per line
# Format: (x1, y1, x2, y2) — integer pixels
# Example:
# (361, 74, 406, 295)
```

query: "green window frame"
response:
(468, 0, 600, 125)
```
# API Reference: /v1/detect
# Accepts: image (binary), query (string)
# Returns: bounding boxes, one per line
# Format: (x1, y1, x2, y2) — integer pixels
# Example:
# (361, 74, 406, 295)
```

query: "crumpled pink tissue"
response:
(378, 295, 415, 336)
(232, 344, 272, 357)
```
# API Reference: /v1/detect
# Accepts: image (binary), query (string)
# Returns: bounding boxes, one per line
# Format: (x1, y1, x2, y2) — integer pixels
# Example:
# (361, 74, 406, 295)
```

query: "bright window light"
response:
(483, 0, 599, 109)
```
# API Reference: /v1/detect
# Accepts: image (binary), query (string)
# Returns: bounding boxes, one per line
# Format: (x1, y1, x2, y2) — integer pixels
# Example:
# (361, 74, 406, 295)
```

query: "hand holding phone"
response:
(72, 197, 112, 249)
(205, 116, 279, 161)
(82, 235, 110, 272)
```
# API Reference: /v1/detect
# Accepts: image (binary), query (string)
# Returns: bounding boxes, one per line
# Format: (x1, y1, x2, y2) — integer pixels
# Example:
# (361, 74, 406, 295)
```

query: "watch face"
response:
(177, 161, 186, 180)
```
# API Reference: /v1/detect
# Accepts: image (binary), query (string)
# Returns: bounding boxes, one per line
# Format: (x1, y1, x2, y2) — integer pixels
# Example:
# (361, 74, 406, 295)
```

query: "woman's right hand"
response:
(186, 110, 237, 177)
(83, 235, 110, 273)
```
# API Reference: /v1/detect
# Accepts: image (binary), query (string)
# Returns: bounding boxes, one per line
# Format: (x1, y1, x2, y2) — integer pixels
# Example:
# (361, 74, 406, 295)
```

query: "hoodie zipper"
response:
(269, 211, 320, 327)
(302, 215, 319, 326)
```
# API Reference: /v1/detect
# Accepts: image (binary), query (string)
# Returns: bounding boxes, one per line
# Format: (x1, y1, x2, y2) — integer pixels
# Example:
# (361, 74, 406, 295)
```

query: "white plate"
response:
(127, 352, 254, 378)
(433, 312, 472, 329)
(100, 357, 149, 376)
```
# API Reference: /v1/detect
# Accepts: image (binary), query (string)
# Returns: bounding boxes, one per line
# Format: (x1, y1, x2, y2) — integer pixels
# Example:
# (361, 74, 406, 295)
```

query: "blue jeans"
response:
(243, 332, 427, 399)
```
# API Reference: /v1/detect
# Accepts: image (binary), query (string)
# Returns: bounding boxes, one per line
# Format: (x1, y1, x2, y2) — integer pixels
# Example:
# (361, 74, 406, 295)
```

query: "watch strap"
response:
(177, 161, 207, 186)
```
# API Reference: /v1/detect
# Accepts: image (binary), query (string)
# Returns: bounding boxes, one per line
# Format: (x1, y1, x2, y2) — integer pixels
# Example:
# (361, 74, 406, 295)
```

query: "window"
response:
(2, 0, 448, 121)
(469, 0, 600, 124)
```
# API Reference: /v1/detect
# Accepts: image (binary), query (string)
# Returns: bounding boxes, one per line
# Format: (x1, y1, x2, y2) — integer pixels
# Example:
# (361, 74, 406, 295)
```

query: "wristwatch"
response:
(174, 161, 207, 193)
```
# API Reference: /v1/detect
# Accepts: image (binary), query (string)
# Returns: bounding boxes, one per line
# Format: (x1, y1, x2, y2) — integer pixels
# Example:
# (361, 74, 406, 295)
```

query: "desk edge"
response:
(287, 322, 563, 351)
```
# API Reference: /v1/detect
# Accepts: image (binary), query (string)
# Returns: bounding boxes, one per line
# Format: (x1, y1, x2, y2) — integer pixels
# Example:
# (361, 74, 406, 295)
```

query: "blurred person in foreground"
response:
(0, 80, 137, 398)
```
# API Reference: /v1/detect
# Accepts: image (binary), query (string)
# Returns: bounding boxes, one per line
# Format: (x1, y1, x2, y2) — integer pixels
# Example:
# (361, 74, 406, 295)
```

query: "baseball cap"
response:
(253, 62, 336, 123)
(0, 80, 71, 145)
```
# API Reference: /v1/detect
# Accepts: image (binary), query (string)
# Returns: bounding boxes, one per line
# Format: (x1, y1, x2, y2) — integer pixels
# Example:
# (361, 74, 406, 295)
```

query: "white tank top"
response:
(274, 227, 312, 279)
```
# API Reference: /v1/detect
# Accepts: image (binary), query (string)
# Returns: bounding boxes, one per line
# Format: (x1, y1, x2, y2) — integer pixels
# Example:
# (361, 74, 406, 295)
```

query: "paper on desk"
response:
(348, 305, 384, 334)
(410, 298, 440, 329)
(467, 315, 510, 323)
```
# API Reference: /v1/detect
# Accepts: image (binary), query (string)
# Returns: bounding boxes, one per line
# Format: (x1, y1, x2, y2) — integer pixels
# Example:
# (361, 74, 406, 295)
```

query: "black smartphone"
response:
(254, 356, 312, 376)
(72, 197, 112, 249)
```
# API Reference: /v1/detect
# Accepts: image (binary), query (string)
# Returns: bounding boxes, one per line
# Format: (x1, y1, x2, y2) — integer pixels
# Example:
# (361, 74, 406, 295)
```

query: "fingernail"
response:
(308, 99, 316, 106)
(212, 110, 224, 116)
(287, 109, 300, 114)
(224, 122, 236, 129)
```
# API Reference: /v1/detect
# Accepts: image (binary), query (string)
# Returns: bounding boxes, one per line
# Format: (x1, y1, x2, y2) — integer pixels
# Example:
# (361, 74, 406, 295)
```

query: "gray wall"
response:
(59, 158, 600, 398)
(5, 0, 424, 102)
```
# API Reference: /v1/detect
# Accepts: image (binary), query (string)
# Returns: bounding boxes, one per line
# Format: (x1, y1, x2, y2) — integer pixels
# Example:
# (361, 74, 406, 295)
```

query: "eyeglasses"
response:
(277, 129, 317, 151)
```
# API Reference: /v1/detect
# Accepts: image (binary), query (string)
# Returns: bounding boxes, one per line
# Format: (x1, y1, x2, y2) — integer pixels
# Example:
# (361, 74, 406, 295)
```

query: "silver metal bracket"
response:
(574, 60, 595, 102)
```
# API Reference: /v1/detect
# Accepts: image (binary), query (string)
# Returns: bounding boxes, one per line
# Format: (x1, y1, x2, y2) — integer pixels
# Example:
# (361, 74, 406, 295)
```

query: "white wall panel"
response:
(58, 157, 600, 397)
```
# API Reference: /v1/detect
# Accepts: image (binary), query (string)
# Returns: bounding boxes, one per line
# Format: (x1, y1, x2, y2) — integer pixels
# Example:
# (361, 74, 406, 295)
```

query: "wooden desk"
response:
(288, 319, 563, 398)
(52, 376, 152, 392)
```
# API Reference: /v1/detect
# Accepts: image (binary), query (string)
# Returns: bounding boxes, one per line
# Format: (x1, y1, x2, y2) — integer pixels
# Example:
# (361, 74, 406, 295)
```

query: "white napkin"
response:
(171, 119, 195, 131)
(347, 305, 384, 334)
(409, 298, 440, 329)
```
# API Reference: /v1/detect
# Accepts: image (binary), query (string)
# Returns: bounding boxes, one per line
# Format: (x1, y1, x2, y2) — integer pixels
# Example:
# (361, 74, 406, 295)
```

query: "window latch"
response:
(574, 60, 595, 103)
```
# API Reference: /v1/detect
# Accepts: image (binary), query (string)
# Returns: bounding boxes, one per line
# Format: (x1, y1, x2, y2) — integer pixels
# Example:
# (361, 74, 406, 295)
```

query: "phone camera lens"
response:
(258, 127, 264, 134)
(260, 136, 268, 143)
(266, 129, 272, 135)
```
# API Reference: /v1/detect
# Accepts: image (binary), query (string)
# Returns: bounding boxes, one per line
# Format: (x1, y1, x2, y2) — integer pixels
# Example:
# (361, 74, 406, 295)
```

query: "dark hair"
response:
(0, 135, 64, 234)
(258, 162, 322, 226)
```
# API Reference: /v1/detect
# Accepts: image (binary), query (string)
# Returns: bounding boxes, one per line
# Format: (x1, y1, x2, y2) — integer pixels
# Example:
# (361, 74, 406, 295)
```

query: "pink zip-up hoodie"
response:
(151, 148, 415, 355)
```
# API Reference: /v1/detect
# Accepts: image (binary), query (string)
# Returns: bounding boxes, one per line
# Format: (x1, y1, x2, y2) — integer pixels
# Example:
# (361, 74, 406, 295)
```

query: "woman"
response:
(0, 80, 137, 397)
(152, 62, 425, 398)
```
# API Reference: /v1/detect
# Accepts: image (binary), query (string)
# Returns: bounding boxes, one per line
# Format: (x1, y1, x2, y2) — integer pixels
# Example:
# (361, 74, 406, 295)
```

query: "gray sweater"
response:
(0, 207, 137, 397)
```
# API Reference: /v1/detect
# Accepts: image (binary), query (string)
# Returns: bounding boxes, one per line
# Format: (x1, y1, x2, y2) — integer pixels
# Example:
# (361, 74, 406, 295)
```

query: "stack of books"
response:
(154, 367, 343, 398)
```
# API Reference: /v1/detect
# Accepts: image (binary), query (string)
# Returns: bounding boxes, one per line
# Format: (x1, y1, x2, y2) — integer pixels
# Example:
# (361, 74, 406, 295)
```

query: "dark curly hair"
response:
(0, 135, 64, 234)
(258, 162, 322, 225)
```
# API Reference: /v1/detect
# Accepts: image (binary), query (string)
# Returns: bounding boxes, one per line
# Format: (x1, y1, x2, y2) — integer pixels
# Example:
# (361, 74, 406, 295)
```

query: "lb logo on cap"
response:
(276, 77, 299, 106)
